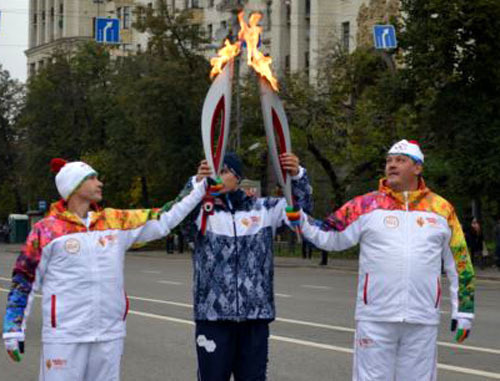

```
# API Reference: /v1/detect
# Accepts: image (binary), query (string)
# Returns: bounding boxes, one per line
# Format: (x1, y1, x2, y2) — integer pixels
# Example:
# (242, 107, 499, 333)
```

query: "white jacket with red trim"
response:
(300, 179, 475, 325)
(3, 179, 206, 343)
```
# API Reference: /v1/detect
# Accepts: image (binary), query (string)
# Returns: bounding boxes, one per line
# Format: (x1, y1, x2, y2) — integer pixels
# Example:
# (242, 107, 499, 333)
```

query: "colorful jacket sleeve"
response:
(3, 227, 42, 340)
(442, 210, 475, 319)
(270, 167, 313, 228)
(299, 195, 365, 251)
(119, 178, 206, 248)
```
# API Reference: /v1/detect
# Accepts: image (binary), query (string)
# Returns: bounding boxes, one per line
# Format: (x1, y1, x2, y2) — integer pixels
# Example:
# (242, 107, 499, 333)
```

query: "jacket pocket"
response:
(123, 291, 130, 321)
(363, 273, 369, 305)
(51, 294, 57, 328)
(434, 277, 441, 308)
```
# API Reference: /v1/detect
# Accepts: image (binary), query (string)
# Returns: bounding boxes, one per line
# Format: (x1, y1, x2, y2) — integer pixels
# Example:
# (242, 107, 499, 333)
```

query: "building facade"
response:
(26, 0, 372, 80)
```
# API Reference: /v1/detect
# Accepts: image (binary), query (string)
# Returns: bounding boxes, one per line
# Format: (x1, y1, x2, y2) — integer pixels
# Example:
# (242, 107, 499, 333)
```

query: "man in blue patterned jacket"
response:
(186, 152, 312, 381)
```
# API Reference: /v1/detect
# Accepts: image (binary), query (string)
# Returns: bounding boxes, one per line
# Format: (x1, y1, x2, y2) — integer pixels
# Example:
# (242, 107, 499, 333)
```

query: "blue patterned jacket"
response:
(185, 168, 312, 321)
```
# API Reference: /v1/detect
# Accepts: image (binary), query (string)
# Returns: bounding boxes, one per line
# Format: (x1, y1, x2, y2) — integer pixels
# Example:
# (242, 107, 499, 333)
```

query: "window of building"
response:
(207, 24, 213, 40)
(208, 0, 215, 7)
(342, 21, 350, 51)
(29, 63, 36, 77)
(305, 51, 309, 72)
(192, 0, 199, 7)
(305, 0, 310, 18)
(285, 55, 290, 74)
(221, 20, 227, 31)
(286, 3, 291, 26)
(123, 7, 131, 29)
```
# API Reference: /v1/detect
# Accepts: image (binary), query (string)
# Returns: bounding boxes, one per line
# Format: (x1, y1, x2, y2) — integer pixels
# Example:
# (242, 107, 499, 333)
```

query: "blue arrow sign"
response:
(373, 25, 397, 49)
(95, 18, 120, 44)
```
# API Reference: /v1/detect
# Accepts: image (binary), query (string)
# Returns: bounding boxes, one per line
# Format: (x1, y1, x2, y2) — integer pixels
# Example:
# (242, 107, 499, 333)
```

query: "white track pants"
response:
(353, 321, 438, 381)
(39, 339, 124, 381)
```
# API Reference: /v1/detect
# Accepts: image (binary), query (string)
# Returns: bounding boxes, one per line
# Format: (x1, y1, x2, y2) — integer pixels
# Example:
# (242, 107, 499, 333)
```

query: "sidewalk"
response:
(2, 243, 499, 281)
(273, 255, 500, 282)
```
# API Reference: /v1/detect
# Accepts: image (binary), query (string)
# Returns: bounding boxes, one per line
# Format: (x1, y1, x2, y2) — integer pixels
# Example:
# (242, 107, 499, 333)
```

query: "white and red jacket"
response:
(3, 179, 206, 343)
(301, 179, 475, 325)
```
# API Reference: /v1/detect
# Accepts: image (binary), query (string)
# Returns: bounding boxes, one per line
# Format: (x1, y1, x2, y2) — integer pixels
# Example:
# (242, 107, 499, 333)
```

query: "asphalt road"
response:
(0, 248, 499, 380)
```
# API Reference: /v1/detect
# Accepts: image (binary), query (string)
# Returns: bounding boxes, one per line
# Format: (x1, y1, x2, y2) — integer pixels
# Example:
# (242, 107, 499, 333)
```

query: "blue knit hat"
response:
(223, 152, 243, 179)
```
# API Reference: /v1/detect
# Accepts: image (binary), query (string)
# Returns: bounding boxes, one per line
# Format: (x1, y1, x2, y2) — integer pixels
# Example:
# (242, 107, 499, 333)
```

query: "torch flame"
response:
(238, 12, 279, 92)
(209, 11, 279, 92)
(210, 39, 241, 79)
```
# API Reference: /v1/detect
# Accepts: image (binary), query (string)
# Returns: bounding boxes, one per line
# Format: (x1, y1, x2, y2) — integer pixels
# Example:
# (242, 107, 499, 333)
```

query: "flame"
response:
(209, 39, 241, 79)
(238, 12, 279, 92)
(209, 11, 279, 92)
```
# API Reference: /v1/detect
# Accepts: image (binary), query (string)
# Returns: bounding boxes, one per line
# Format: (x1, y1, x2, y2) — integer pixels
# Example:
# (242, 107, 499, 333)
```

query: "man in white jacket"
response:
(2, 158, 207, 381)
(297, 140, 475, 381)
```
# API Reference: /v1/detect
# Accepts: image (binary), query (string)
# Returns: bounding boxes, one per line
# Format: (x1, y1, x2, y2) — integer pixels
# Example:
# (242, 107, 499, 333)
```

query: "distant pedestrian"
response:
(302, 240, 312, 259)
(466, 218, 485, 269)
(494, 217, 500, 270)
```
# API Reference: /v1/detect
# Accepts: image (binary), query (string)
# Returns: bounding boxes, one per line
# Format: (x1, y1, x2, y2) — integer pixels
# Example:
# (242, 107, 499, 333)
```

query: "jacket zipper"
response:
(231, 211, 239, 319)
(227, 195, 240, 319)
(403, 191, 410, 321)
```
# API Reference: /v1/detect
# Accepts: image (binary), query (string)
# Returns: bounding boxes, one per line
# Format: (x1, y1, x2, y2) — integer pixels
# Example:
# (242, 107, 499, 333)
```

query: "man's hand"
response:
(451, 318, 472, 343)
(5, 338, 24, 362)
(279, 153, 300, 177)
(196, 160, 212, 182)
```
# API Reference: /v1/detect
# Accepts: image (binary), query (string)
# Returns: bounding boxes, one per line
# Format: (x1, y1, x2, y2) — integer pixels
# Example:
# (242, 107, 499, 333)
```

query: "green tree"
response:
(399, 0, 500, 216)
(0, 65, 25, 218)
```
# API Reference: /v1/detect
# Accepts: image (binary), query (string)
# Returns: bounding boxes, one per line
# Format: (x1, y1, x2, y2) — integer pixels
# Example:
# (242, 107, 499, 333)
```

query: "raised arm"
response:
(120, 178, 207, 248)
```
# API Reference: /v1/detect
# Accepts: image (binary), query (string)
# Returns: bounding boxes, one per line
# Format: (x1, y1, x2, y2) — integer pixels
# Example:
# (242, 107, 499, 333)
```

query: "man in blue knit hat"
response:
(185, 152, 312, 381)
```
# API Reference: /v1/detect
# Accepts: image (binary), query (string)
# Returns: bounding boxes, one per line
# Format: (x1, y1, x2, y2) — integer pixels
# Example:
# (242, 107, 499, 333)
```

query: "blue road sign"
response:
(95, 18, 120, 44)
(373, 25, 397, 49)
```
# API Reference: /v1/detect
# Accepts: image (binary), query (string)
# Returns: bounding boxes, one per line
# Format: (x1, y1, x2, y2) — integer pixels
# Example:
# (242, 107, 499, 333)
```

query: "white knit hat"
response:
(388, 139, 424, 163)
(51, 159, 98, 200)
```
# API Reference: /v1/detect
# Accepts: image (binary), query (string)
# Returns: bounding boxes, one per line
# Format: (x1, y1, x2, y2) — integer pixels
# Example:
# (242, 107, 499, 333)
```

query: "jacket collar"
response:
(378, 177, 430, 206)
(49, 199, 101, 226)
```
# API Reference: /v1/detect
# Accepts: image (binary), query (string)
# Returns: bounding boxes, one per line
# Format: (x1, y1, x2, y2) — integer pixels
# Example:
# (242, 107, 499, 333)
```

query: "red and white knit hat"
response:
(388, 139, 424, 164)
(50, 158, 98, 200)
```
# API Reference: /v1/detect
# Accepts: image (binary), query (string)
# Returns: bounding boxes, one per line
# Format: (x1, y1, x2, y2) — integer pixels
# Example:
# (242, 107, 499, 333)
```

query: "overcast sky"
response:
(0, 0, 28, 82)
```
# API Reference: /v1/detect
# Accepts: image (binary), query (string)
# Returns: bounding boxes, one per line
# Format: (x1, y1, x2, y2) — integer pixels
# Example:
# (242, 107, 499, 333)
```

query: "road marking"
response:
(157, 280, 183, 286)
(142, 270, 162, 275)
(129, 309, 500, 379)
(275, 317, 354, 333)
(275, 293, 292, 298)
(128, 295, 192, 308)
(301, 285, 332, 290)
(1, 288, 499, 356)
(129, 310, 195, 326)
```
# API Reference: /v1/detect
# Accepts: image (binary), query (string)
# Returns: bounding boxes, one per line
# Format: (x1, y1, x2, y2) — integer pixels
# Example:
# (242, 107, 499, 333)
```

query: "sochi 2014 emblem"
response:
(384, 215, 399, 229)
(64, 238, 81, 254)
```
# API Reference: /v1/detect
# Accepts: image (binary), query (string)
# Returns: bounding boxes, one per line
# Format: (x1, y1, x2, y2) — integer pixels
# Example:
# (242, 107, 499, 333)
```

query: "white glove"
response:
(4, 338, 24, 362)
(451, 318, 472, 343)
